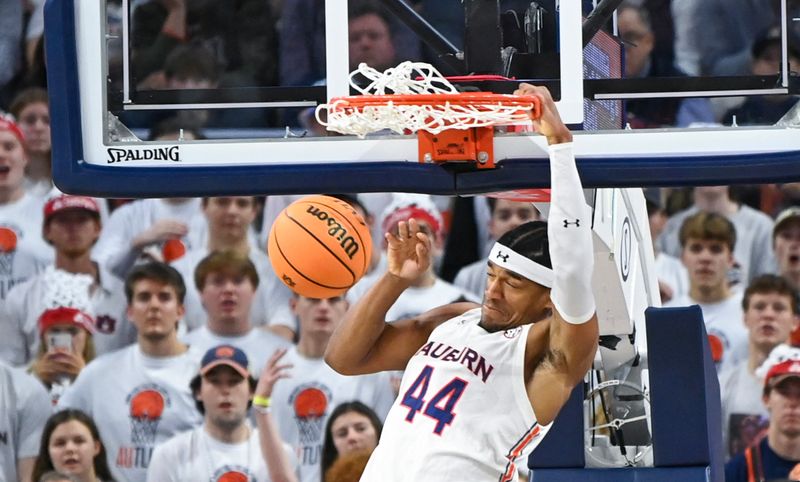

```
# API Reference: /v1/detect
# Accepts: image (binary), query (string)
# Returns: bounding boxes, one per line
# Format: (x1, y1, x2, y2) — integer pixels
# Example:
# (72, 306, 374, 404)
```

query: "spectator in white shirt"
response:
(182, 250, 291, 376)
(58, 262, 202, 482)
(0, 195, 134, 365)
(173, 196, 295, 339)
(0, 359, 51, 482)
(148, 344, 298, 482)
(666, 211, 749, 374)
(719, 274, 799, 458)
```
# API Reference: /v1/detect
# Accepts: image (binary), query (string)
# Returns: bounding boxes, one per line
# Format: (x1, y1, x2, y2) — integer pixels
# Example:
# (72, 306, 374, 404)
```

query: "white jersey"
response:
(182, 326, 291, 377)
(58, 345, 203, 482)
(0, 192, 53, 263)
(173, 248, 295, 332)
(93, 198, 207, 278)
(147, 424, 297, 482)
(0, 262, 136, 365)
(361, 308, 551, 482)
(271, 346, 395, 482)
(665, 291, 748, 374)
(0, 361, 51, 482)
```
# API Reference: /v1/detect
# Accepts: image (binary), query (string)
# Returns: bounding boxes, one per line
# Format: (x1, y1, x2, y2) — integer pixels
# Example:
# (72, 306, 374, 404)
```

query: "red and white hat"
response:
(38, 306, 95, 334)
(0, 113, 25, 144)
(764, 358, 800, 389)
(44, 195, 100, 222)
(380, 194, 443, 236)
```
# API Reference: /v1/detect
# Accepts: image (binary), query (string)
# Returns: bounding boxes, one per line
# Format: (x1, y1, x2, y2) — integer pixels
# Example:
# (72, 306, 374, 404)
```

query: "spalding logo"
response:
(306, 205, 361, 259)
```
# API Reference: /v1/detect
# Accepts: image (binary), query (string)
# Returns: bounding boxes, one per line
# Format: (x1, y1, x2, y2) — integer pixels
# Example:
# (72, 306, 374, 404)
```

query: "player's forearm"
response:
(548, 143, 595, 323)
(325, 272, 410, 374)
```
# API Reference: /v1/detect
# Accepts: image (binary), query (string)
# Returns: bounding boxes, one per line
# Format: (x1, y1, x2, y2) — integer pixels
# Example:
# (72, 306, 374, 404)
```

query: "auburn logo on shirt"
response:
(95, 315, 117, 334)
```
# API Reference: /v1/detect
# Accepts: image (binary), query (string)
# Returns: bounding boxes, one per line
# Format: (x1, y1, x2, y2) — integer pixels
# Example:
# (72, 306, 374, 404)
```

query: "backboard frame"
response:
(46, 0, 800, 198)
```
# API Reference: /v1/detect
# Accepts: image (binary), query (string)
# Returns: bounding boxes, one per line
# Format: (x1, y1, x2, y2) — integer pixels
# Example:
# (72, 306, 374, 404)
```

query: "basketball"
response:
(268, 195, 372, 298)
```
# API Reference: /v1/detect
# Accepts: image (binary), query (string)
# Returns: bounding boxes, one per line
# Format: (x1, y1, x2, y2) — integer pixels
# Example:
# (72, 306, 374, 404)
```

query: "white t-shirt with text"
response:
(58, 345, 203, 482)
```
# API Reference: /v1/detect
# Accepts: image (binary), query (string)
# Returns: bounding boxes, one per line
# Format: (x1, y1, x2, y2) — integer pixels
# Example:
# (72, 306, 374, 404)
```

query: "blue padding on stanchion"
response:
(532, 466, 711, 481)
(645, 306, 724, 481)
(528, 384, 585, 468)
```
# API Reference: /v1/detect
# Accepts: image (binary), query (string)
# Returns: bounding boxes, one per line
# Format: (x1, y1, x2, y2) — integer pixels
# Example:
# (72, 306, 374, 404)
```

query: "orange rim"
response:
(329, 92, 540, 110)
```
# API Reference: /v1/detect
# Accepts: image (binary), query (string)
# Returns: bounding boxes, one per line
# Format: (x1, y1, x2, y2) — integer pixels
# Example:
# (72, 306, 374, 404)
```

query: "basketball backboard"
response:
(45, 0, 800, 197)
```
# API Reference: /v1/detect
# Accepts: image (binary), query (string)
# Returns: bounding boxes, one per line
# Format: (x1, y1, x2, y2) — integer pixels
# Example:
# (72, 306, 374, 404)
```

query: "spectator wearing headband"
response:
(0, 113, 52, 263)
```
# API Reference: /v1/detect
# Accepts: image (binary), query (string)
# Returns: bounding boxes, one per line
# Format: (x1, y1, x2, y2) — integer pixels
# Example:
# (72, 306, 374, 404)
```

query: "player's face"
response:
(17, 102, 51, 156)
(489, 200, 539, 240)
(200, 365, 251, 431)
(203, 196, 257, 242)
(681, 239, 733, 290)
(744, 292, 798, 349)
(481, 262, 550, 331)
(48, 419, 101, 478)
(292, 295, 349, 336)
(0, 130, 28, 191)
(127, 280, 185, 341)
(200, 271, 256, 325)
(775, 221, 800, 278)
(765, 378, 800, 437)
(331, 411, 378, 456)
(45, 210, 101, 256)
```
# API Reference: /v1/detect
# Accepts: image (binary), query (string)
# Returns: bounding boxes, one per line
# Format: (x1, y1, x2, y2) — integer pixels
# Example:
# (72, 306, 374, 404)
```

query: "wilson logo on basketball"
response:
(306, 205, 360, 259)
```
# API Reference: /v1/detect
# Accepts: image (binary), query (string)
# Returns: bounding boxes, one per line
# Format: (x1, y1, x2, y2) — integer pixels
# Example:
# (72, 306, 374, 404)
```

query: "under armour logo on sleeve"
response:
(563, 219, 580, 228)
(496, 251, 509, 262)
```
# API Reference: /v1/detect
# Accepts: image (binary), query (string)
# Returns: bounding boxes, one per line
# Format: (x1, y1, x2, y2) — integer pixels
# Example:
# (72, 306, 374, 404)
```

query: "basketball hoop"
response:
(315, 62, 541, 169)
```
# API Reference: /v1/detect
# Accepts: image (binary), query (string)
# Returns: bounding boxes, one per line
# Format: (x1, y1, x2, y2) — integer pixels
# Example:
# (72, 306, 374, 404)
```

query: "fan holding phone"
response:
(30, 306, 96, 403)
(29, 270, 96, 404)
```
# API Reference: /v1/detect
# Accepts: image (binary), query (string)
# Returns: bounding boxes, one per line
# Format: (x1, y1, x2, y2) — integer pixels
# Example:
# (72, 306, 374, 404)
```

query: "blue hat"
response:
(200, 345, 249, 378)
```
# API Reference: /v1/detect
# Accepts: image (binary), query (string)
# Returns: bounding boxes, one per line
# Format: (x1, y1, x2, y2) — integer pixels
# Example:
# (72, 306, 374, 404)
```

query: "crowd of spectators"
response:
(1, 0, 800, 481)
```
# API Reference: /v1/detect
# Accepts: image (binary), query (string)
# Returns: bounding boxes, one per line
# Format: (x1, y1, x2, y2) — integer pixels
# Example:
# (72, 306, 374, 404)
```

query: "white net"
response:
(316, 61, 535, 138)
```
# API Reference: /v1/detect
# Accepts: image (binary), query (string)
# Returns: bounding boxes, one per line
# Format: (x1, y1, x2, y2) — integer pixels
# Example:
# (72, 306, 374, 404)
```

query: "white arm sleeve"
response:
(547, 143, 596, 324)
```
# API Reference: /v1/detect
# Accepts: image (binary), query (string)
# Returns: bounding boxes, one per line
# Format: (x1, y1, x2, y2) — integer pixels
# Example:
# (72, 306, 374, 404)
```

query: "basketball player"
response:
(325, 85, 599, 481)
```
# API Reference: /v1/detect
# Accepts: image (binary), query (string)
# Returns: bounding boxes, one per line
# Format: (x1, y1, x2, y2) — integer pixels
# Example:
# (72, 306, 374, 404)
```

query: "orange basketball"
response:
(268, 195, 372, 298)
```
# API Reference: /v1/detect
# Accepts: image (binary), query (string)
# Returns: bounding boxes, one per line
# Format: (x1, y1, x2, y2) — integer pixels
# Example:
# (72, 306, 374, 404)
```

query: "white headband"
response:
(489, 242, 554, 288)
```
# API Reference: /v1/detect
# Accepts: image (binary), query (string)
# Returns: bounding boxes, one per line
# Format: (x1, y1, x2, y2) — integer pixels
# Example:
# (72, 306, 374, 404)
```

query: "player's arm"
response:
(519, 84, 599, 386)
(326, 219, 476, 375)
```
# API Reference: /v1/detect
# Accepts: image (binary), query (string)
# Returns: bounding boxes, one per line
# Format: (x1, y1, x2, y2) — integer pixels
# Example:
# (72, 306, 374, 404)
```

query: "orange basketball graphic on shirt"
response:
(708, 334, 724, 363)
(217, 471, 248, 482)
(161, 238, 186, 263)
(294, 387, 328, 418)
(0, 227, 18, 252)
(130, 389, 166, 420)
